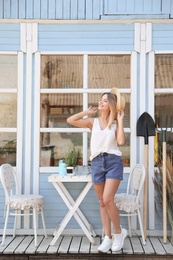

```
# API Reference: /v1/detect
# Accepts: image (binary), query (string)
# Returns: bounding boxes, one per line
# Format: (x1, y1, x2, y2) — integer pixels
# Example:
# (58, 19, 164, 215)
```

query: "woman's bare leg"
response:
(102, 179, 121, 234)
(94, 182, 111, 237)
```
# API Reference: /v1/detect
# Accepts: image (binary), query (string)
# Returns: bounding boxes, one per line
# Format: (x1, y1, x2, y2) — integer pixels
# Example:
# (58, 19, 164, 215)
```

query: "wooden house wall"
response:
(0, 23, 20, 51)
(152, 23, 173, 51)
(0, 0, 173, 233)
(0, 0, 173, 20)
(38, 23, 134, 51)
(40, 173, 129, 230)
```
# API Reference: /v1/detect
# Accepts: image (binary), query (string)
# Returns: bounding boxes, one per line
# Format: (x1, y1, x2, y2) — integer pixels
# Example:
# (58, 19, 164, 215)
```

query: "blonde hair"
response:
(101, 92, 118, 128)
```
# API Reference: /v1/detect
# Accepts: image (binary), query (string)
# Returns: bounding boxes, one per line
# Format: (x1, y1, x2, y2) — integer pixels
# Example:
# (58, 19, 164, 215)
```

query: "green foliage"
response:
(64, 147, 80, 167)
(0, 140, 16, 155)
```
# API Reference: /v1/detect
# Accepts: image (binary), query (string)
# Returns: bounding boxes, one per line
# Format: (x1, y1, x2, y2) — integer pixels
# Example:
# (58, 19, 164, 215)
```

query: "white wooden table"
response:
(48, 174, 96, 246)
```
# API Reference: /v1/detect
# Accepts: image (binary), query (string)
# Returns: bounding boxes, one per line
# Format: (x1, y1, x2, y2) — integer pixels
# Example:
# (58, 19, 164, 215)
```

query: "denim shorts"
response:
(90, 153, 123, 184)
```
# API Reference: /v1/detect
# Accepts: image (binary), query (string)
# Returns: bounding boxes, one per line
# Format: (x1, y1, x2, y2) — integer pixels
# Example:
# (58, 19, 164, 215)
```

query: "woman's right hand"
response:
(87, 106, 98, 115)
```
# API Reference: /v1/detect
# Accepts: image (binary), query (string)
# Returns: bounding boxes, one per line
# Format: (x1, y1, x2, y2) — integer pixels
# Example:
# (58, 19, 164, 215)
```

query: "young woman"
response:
(67, 88, 127, 253)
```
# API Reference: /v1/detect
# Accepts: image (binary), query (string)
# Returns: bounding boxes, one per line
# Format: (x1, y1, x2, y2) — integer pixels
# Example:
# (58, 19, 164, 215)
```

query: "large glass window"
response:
(40, 54, 131, 167)
(155, 54, 173, 163)
(0, 55, 17, 166)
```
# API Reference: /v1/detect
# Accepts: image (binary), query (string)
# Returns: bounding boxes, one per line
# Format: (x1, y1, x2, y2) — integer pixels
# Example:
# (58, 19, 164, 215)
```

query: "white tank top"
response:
(90, 118, 122, 161)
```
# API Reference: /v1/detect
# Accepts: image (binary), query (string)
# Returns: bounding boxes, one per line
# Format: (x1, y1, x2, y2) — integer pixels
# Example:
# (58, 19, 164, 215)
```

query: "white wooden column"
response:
(33, 51, 40, 194)
(20, 23, 38, 228)
(134, 22, 155, 232)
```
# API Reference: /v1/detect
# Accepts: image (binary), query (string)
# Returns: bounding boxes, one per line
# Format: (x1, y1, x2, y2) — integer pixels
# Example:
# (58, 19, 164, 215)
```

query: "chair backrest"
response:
(0, 164, 18, 201)
(126, 164, 145, 201)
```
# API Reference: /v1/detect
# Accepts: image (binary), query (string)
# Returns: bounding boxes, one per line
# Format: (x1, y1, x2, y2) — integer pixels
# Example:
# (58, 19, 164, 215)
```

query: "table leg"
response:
(59, 182, 97, 237)
(50, 182, 96, 246)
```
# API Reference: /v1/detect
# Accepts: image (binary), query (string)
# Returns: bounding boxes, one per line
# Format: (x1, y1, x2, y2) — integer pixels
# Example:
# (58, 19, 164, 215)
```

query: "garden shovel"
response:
(137, 112, 155, 240)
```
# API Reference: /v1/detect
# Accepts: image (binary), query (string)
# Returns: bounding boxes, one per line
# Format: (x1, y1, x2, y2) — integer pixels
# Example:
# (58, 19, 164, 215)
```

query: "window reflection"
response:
(40, 54, 131, 167)
(40, 132, 83, 167)
(0, 133, 17, 166)
(88, 55, 130, 89)
(40, 94, 82, 128)
(41, 55, 83, 89)
(155, 93, 173, 164)
(155, 55, 173, 88)
(155, 54, 173, 164)
(0, 94, 17, 127)
(0, 55, 17, 89)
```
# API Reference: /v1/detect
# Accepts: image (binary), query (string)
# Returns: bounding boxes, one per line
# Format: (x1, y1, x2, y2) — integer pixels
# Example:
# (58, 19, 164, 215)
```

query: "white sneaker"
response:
(98, 235, 112, 253)
(111, 228, 127, 251)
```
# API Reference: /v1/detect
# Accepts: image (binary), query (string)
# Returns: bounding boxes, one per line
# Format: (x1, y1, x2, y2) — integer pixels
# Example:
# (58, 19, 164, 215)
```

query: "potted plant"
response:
(64, 147, 80, 174)
(0, 139, 16, 165)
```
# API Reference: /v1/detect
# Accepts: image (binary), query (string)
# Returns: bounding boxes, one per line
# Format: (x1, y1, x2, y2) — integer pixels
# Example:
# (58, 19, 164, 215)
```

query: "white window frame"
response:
(0, 51, 23, 195)
(34, 51, 135, 175)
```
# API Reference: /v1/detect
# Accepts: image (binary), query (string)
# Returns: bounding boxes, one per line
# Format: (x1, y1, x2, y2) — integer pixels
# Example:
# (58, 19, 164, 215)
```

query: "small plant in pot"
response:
(64, 147, 80, 174)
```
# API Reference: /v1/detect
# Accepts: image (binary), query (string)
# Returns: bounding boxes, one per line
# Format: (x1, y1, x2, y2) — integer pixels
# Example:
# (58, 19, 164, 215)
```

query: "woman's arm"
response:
(67, 106, 98, 130)
(116, 110, 126, 146)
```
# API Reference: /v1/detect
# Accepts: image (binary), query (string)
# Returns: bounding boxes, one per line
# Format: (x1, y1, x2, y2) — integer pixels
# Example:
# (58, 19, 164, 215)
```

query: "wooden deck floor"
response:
(0, 235, 173, 259)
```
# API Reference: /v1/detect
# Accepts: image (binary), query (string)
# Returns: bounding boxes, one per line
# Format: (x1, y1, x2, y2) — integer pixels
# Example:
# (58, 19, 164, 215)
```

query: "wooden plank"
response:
(160, 237, 173, 255)
(47, 236, 63, 254)
(93, 0, 100, 19)
(36, 236, 53, 253)
(55, 0, 63, 19)
(58, 236, 72, 253)
(78, 0, 85, 20)
(68, 236, 81, 253)
(130, 237, 144, 253)
(40, 0, 48, 19)
(162, 0, 171, 13)
(48, 0, 56, 19)
(90, 236, 100, 253)
(18, 0, 26, 19)
(14, 236, 34, 254)
(0, 0, 3, 18)
(25, 236, 44, 254)
(86, 0, 93, 19)
(26, 0, 33, 18)
(3, 236, 25, 254)
(0, 236, 15, 253)
(33, 0, 41, 19)
(79, 236, 90, 253)
(63, 0, 70, 19)
(11, 0, 18, 18)
(140, 237, 155, 254)
(122, 237, 133, 254)
(3, 0, 10, 19)
(149, 237, 166, 255)
(71, 0, 78, 20)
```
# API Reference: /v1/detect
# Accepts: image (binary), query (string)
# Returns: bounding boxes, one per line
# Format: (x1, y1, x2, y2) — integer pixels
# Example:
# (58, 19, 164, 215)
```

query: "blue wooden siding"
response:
(0, 0, 173, 19)
(38, 23, 134, 51)
(0, 23, 20, 51)
(40, 173, 129, 230)
(152, 24, 173, 51)
(104, 0, 171, 15)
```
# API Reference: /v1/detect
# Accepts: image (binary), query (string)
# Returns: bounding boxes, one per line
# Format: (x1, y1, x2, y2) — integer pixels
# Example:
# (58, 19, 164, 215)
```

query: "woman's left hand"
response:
(117, 110, 124, 121)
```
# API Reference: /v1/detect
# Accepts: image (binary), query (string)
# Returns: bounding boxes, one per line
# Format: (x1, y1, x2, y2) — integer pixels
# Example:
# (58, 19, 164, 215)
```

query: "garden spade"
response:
(137, 112, 155, 239)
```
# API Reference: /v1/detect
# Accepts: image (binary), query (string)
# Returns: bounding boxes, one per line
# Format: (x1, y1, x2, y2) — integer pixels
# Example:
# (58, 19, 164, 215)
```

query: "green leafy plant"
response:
(0, 139, 16, 155)
(64, 147, 80, 167)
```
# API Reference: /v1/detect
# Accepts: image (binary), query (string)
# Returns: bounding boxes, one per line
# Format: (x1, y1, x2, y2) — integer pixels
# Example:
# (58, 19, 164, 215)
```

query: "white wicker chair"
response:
(115, 164, 146, 245)
(0, 164, 47, 247)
